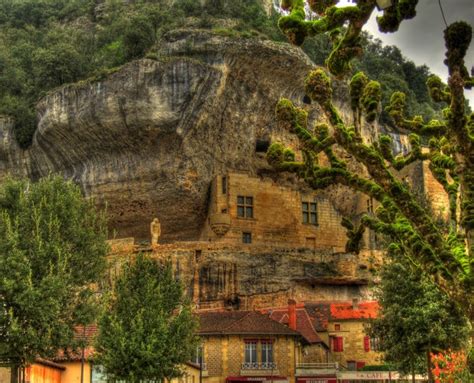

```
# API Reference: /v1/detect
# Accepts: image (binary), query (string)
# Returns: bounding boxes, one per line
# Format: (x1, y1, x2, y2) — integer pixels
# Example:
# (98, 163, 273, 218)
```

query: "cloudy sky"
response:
(339, 0, 474, 106)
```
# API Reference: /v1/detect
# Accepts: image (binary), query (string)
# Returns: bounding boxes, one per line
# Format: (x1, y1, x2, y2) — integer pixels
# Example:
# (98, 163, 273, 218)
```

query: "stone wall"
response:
(107, 240, 382, 308)
(201, 172, 366, 251)
(300, 344, 328, 364)
(202, 335, 296, 383)
(327, 321, 382, 368)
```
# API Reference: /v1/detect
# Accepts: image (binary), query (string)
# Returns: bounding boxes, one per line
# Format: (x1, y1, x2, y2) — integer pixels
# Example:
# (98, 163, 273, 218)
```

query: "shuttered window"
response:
(364, 336, 370, 352)
(332, 336, 343, 352)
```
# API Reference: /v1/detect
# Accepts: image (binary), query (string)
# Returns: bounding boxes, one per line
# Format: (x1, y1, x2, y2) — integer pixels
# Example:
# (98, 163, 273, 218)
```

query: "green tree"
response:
(369, 254, 470, 381)
(122, 14, 156, 60)
(95, 254, 199, 383)
(268, 1, 474, 321)
(0, 176, 108, 383)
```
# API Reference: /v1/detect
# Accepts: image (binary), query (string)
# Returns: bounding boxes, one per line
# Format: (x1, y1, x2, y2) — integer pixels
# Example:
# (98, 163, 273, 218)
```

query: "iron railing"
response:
(296, 362, 339, 370)
(242, 362, 277, 370)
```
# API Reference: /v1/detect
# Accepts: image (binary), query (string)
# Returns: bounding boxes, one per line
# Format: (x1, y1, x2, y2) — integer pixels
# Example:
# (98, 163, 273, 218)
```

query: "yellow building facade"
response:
(197, 311, 300, 383)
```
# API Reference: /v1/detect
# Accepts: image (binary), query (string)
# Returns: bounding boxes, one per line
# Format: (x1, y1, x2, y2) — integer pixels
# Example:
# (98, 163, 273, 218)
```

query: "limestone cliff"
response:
(0, 29, 358, 241)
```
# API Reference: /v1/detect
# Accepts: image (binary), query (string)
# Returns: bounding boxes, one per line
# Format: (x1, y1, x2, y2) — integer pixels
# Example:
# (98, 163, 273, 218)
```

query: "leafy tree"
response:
(268, 0, 474, 323)
(0, 176, 108, 383)
(32, 42, 86, 89)
(369, 254, 470, 381)
(95, 254, 199, 383)
(122, 14, 156, 60)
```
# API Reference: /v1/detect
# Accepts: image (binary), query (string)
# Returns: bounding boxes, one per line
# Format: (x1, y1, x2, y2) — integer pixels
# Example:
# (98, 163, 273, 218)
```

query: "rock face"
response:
(108, 240, 379, 309)
(0, 29, 355, 241)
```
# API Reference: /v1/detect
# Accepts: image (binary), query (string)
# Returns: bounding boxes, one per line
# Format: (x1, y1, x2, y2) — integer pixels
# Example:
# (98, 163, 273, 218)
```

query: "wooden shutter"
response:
(364, 336, 370, 352)
(333, 336, 343, 352)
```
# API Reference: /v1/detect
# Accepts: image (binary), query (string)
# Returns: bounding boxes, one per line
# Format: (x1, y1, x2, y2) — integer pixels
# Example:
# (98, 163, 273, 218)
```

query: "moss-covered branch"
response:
(278, 0, 419, 76)
(271, 13, 474, 313)
(269, 63, 473, 286)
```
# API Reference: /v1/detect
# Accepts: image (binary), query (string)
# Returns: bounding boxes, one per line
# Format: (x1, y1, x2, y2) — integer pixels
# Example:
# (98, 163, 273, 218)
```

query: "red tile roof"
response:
(74, 324, 98, 342)
(54, 325, 98, 362)
(267, 308, 325, 346)
(262, 301, 379, 333)
(304, 303, 331, 331)
(329, 301, 379, 320)
(198, 311, 300, 336)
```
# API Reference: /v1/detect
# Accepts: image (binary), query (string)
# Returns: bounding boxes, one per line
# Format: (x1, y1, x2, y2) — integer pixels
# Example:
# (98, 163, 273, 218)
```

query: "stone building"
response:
(304, 300, 382, 370)
(200, 172, 352, 251)
(196, 310, 301, 383)
(261, 300, 382, 377)
(107, 169, 384, 312)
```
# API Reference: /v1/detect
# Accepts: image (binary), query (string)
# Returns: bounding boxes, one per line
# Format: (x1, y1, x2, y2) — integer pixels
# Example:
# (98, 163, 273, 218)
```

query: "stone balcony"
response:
(295, 362, 339, 377)
(240, 362, 279, 376)
(209, 212, 231, 236)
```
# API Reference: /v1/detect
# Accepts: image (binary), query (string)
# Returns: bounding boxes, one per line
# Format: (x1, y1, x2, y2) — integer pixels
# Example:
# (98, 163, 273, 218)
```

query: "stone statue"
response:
(150, 218, 161, 247)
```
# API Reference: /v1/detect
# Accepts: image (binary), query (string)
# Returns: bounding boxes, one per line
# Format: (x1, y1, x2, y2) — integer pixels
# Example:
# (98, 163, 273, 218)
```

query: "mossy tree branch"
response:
(268, 20, 474, 315)
(278, 0, 419, 77)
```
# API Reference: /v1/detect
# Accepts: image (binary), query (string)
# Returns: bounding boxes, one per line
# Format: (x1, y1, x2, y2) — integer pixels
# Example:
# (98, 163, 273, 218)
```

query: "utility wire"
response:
(438, 0, 448, 27)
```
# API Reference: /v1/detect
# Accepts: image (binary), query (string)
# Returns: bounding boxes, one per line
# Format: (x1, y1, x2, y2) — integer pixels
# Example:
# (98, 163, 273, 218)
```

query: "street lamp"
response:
(376, 0, 393, 10)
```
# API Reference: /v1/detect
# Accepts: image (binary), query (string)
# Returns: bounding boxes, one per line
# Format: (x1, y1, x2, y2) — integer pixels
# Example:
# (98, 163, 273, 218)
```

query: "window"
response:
(195, 250, 202, 262)
(332, 336, 343, 352)
(242, 232, 252, 244)
(193, 345, 204, 365)
(243, 339, 275, 369)
(370, 337, 381, 351)
(237, 196, 253, 218)
(367, 198, 374, 213)
(245, 341, 257, 364)
(222, 177, 227, 194)
(347, 361, 356, 371)
(334, 324, 341, 331)
(302, 201, 318, 225)
(261, 340, 273, 365)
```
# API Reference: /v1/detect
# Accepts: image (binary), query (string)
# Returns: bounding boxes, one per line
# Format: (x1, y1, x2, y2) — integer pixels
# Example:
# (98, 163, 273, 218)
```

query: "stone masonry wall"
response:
(107, 240, 382, 308)
(202, 335, 297, 383)
(201, 172, 351, 251)
(327, 321, 382, 368)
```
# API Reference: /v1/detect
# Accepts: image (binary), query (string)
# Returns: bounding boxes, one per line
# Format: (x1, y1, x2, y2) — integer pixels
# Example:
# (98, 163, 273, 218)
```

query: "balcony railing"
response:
(296, 363, 339, 370)
(242, 362, 277, 370)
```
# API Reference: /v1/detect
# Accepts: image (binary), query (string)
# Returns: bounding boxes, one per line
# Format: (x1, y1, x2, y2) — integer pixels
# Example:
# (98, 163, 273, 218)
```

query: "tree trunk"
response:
(427, 348, 434, 383)
(411, 362, 415, 383)
(10, 364, 19, 383)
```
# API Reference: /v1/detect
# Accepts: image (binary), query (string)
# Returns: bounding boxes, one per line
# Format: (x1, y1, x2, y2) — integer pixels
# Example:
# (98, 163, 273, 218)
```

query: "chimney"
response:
(352, 298, 359, 310)
(288, 299, 297, 330)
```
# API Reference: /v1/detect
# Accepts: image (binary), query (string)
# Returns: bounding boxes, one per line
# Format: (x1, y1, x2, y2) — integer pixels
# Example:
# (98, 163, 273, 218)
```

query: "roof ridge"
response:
(224, 310, 253, 331)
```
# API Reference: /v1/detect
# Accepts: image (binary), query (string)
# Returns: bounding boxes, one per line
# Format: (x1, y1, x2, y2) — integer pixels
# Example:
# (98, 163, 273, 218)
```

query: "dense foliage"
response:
(96, 254, 199, 383)
(0, 0, 440, 149)
(369, 256, 470, 377)
(304, 31, 448, 123)
(268, 1, 474, 321)
(0, 176, 108, 381)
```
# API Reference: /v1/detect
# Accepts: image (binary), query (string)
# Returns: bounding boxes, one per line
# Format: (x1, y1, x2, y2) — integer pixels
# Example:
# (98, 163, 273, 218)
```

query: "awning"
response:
(297, 378, 337, 383)
(226, 376, 288, 383)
